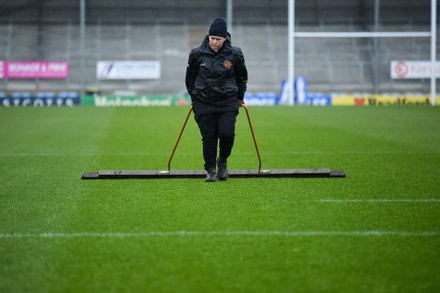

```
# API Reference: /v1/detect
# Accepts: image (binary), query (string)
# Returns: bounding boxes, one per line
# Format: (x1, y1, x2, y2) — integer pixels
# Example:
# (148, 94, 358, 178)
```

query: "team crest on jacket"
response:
(224, 60, 232, 70)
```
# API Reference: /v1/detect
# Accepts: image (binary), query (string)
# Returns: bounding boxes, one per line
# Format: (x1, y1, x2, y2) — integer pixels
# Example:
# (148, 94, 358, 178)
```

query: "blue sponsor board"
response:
(304, 93, 332, 106)
(243, 91, 331, 106)
(278, 77, 309, 105)
(0, 92, 80, 107)
(244, 92, 280, 105)
(295, 77, 307, 104)
(278, 77, 332, 106)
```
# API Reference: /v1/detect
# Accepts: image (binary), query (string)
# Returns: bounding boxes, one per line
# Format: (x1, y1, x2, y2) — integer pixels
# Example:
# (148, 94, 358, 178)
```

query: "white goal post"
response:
(287, 0, 437, 106)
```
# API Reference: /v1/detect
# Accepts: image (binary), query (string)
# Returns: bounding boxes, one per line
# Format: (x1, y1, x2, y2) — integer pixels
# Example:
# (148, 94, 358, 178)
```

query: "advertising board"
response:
(391, 61, 440, 79)
(81, 95, 190, 106)
(0, 92, 79, 107)
(1, 61, 69, 79)
(332, 95, 435, 106)
(97, 61, 161, 79)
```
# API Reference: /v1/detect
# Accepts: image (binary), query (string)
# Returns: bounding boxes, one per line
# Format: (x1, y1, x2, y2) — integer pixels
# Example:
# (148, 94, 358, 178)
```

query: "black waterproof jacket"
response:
(185, 36, 248, 109)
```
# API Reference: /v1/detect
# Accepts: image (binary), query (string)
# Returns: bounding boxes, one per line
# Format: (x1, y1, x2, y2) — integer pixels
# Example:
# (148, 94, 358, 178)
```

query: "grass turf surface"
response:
(0, 106, 439, 292)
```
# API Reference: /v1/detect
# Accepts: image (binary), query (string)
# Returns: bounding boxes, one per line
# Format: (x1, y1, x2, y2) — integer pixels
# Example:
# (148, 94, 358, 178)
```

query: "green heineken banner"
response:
(81, 95, 191, 106)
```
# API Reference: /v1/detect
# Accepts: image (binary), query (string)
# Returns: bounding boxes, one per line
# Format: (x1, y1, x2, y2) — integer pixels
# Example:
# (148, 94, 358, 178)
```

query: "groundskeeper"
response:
(185, 17, 248, 182)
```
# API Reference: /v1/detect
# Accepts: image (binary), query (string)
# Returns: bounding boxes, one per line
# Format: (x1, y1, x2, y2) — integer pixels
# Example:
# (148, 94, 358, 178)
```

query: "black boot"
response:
(217, 157, 228, 181)
(205, 168, 217, 182)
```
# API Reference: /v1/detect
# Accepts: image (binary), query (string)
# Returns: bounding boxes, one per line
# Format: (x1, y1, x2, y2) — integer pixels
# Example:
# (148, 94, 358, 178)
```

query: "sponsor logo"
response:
(394, 61, 409, 78)
(333, 95, 433, 106)
(224, 60, 232, 70)
(97, 61, 161, 80)
(2, 61, 69, 79)
(391, 60, 440, 79)
(354, 98, 366, 106)
(367, 97, 430, 106)
(81, 95, 191, 107)
(0, 98, 78, 107)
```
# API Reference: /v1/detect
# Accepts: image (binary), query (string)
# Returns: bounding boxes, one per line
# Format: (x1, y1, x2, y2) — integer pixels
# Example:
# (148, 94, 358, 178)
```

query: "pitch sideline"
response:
(1, 230, 439, 239)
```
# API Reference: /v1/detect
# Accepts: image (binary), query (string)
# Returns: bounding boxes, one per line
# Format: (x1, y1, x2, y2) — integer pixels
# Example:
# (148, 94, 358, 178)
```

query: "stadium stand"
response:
(0, 0, 437, 96)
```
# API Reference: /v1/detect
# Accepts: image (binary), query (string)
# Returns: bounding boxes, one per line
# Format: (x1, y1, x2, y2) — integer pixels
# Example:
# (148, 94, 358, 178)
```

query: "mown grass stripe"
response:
(1, 230, 439, 239)
(320, 199, 440, 203)
(0, 150, 437, 157)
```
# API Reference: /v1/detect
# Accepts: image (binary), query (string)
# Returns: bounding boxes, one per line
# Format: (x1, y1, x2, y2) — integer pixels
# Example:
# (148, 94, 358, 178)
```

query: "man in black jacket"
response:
(185, 17, 248, 182)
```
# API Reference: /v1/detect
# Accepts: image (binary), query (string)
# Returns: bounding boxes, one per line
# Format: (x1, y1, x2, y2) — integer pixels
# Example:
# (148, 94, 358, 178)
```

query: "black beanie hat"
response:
(209, 17, 227, 38)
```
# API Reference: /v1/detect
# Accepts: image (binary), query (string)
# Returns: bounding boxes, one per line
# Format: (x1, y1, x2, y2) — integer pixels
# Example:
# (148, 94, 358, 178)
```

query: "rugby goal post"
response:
(287, 0, 437, 106)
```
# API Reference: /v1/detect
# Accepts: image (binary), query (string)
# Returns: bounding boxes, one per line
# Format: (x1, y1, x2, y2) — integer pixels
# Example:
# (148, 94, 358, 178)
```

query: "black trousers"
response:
(194, 110, 239, 171)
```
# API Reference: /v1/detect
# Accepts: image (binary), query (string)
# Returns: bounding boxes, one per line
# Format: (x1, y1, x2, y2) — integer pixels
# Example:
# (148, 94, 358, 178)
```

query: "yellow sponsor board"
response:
(332, 95, 440, 106)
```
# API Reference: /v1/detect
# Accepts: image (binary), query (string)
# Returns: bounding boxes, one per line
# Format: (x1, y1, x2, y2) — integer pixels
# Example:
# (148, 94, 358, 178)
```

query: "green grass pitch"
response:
(1, 106, 439, 292)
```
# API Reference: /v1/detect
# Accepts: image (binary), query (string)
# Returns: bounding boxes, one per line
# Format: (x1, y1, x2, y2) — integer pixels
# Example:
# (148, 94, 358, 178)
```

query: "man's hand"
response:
(238, 99, 245, 107)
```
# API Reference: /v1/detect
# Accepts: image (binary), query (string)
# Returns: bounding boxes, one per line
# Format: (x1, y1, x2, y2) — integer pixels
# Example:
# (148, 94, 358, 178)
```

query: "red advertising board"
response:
(1, 61, 69, 79)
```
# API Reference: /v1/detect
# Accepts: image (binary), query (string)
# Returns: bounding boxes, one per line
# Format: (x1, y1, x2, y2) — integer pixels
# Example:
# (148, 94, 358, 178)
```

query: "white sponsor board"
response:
(391, 60, 440, 79)
(97, 61, 161, 79)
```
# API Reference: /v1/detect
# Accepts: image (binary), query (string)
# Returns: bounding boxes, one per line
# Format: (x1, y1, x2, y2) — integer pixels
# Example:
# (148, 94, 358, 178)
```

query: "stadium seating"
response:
(0, 0, 437, 95)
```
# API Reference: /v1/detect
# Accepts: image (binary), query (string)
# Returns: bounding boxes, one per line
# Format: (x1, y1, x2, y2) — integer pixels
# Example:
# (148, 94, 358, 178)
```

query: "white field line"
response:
(320, 199, 440, 203)
(254, 150, 439, 155)
(0, 230, 439, 239)
(0, 152, 167, 157)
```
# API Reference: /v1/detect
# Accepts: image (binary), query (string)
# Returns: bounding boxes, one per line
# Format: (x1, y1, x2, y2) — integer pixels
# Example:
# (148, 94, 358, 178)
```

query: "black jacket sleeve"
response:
(233, 48, 248, 100)
(185, 49, 199, 100)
